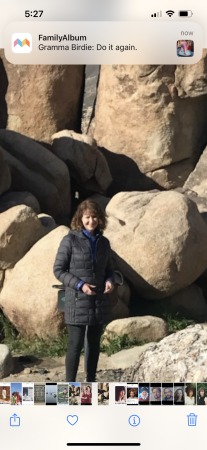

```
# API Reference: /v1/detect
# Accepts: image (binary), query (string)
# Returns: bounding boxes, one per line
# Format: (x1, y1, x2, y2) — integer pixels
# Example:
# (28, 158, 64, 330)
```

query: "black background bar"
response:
(67, 444, 141, 447)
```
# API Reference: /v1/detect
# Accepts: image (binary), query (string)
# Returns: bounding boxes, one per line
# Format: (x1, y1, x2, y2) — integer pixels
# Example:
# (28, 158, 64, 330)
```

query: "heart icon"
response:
(67, 415, 78, 426)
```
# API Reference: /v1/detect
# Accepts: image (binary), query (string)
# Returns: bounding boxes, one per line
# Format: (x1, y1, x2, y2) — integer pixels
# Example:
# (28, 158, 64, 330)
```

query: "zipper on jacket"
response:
(93, 235, 102, 283)
(83, 232, 101, 284)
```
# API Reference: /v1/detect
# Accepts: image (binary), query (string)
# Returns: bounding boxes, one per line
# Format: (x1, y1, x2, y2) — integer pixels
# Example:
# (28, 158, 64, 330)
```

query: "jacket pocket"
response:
(75, 291, 94, 307)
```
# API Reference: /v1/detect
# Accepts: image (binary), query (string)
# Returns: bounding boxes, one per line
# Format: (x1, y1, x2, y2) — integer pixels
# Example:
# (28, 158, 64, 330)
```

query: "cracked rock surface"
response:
(121, 324, 207, 382)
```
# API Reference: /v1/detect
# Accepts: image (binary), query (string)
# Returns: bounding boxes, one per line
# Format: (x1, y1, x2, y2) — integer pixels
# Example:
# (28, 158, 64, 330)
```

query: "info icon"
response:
(12, 33, 32, 53)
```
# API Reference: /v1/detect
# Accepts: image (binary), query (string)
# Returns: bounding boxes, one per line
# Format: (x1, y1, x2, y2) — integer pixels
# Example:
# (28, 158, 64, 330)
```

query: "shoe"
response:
(84, 376, 96, 382)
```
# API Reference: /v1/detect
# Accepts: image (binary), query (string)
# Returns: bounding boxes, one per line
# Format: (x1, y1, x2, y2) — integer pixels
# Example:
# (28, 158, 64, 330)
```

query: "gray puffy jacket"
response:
(53, 230, 114, 325)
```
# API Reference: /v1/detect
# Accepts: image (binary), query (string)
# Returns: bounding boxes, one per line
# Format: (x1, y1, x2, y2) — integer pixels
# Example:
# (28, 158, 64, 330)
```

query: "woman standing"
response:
(53, 200, 114, 382)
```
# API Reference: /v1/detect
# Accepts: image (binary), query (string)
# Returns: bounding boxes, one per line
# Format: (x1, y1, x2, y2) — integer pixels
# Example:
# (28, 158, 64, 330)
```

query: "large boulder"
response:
(52, 130, 112, 193)
(90, 64, 207, 189)
(105, 191, 207, 299)
(0, 147, 11, 195)
(0, 226, 69, 338)
(103, 316, 168, 344)
(0, 205, 47, 269)
(0, 52, 84, 142)
(0, 130, 71, 218)
(91, 65, 175, 173)
(121, 324, 207, 382)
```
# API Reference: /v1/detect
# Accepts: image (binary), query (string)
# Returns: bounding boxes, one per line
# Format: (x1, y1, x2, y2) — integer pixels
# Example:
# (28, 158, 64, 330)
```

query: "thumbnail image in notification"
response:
(177, 40, 194, 57)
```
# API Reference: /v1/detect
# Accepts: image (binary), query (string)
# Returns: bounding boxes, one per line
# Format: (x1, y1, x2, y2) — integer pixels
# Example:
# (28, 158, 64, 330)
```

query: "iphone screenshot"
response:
(0, 1, 206, 449)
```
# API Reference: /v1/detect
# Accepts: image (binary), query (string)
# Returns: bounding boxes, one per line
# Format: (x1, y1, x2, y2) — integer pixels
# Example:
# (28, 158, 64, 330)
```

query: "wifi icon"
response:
(166, 10, 175, 17)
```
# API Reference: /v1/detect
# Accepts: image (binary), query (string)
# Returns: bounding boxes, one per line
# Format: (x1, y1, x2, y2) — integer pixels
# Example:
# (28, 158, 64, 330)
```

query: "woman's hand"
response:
(81, 283, 96, 295)
(104, 280, 114, 294)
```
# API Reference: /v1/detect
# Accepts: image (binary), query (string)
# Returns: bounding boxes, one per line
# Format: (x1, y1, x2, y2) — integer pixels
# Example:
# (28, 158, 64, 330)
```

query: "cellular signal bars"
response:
(151, 11, 162, 17)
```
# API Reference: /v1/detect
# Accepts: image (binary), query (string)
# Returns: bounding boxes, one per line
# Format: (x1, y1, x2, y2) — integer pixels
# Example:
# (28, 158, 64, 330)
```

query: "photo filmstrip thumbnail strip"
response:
(0, 382, 206, 405)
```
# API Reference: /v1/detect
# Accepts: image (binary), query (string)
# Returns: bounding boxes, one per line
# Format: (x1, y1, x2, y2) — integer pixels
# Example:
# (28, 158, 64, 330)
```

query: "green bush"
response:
(100, 333, 146, 356)
(7, 330, 68, 357)
(162, 313, 195, 333)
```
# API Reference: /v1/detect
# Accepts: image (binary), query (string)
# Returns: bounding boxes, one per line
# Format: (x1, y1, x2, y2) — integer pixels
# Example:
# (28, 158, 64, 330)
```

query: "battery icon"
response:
(179, 10, 193, 17)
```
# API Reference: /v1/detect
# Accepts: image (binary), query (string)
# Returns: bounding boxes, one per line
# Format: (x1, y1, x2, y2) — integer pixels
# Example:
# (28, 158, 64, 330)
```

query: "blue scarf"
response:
(82, 229, 101, 263)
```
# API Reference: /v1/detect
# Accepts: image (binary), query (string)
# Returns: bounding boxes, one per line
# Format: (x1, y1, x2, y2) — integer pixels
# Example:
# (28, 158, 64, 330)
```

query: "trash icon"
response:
(187, 413, 197, 427)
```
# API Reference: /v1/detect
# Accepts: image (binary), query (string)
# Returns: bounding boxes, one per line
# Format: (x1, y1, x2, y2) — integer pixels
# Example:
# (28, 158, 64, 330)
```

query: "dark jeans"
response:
(66, 324, 103, 382)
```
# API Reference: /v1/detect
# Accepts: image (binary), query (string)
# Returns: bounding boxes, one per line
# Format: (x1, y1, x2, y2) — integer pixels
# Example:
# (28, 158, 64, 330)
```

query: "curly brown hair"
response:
(70, 200, 107, 232)
(185, 386, 195, 397)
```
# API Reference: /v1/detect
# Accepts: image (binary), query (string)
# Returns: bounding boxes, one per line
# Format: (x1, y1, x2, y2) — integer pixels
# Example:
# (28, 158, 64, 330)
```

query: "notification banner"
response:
(4, 21, 203, 64)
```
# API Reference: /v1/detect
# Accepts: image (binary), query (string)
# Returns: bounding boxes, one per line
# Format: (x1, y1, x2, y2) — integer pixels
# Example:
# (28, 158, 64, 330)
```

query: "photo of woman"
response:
(197, 386, 207, 405)
(174, 388, 184, 404)
(127, 387, 138, 404)
(185, 385, 196, 405)
(115, 386, 126, 404)
(81, 384, 92, 405)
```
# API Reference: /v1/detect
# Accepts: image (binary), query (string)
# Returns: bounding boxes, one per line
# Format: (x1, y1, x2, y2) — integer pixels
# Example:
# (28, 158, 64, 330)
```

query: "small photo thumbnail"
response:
(177, 40, 194, 57)
(10, 383, 22, 405)
(139, 385, 149, 404)
(174, 384, 184, 404)
(127, 384, 138, 405)
(98, 382, 109, 405)
(197, 383, 207, 405)
(162, 384, 173, 404)
(57, 384, 69, 405)
(0, 384, 10, 404)
(115, 385, 126, 404)
(184, 384, 196, 405)
(34, 383, 45, 405)
(46, 383, 57, 405)
(80, 383, 92, 405)
(150, 385, 161, 404)
(22, 383, 34, 404)
(69, 382, 81, 405)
